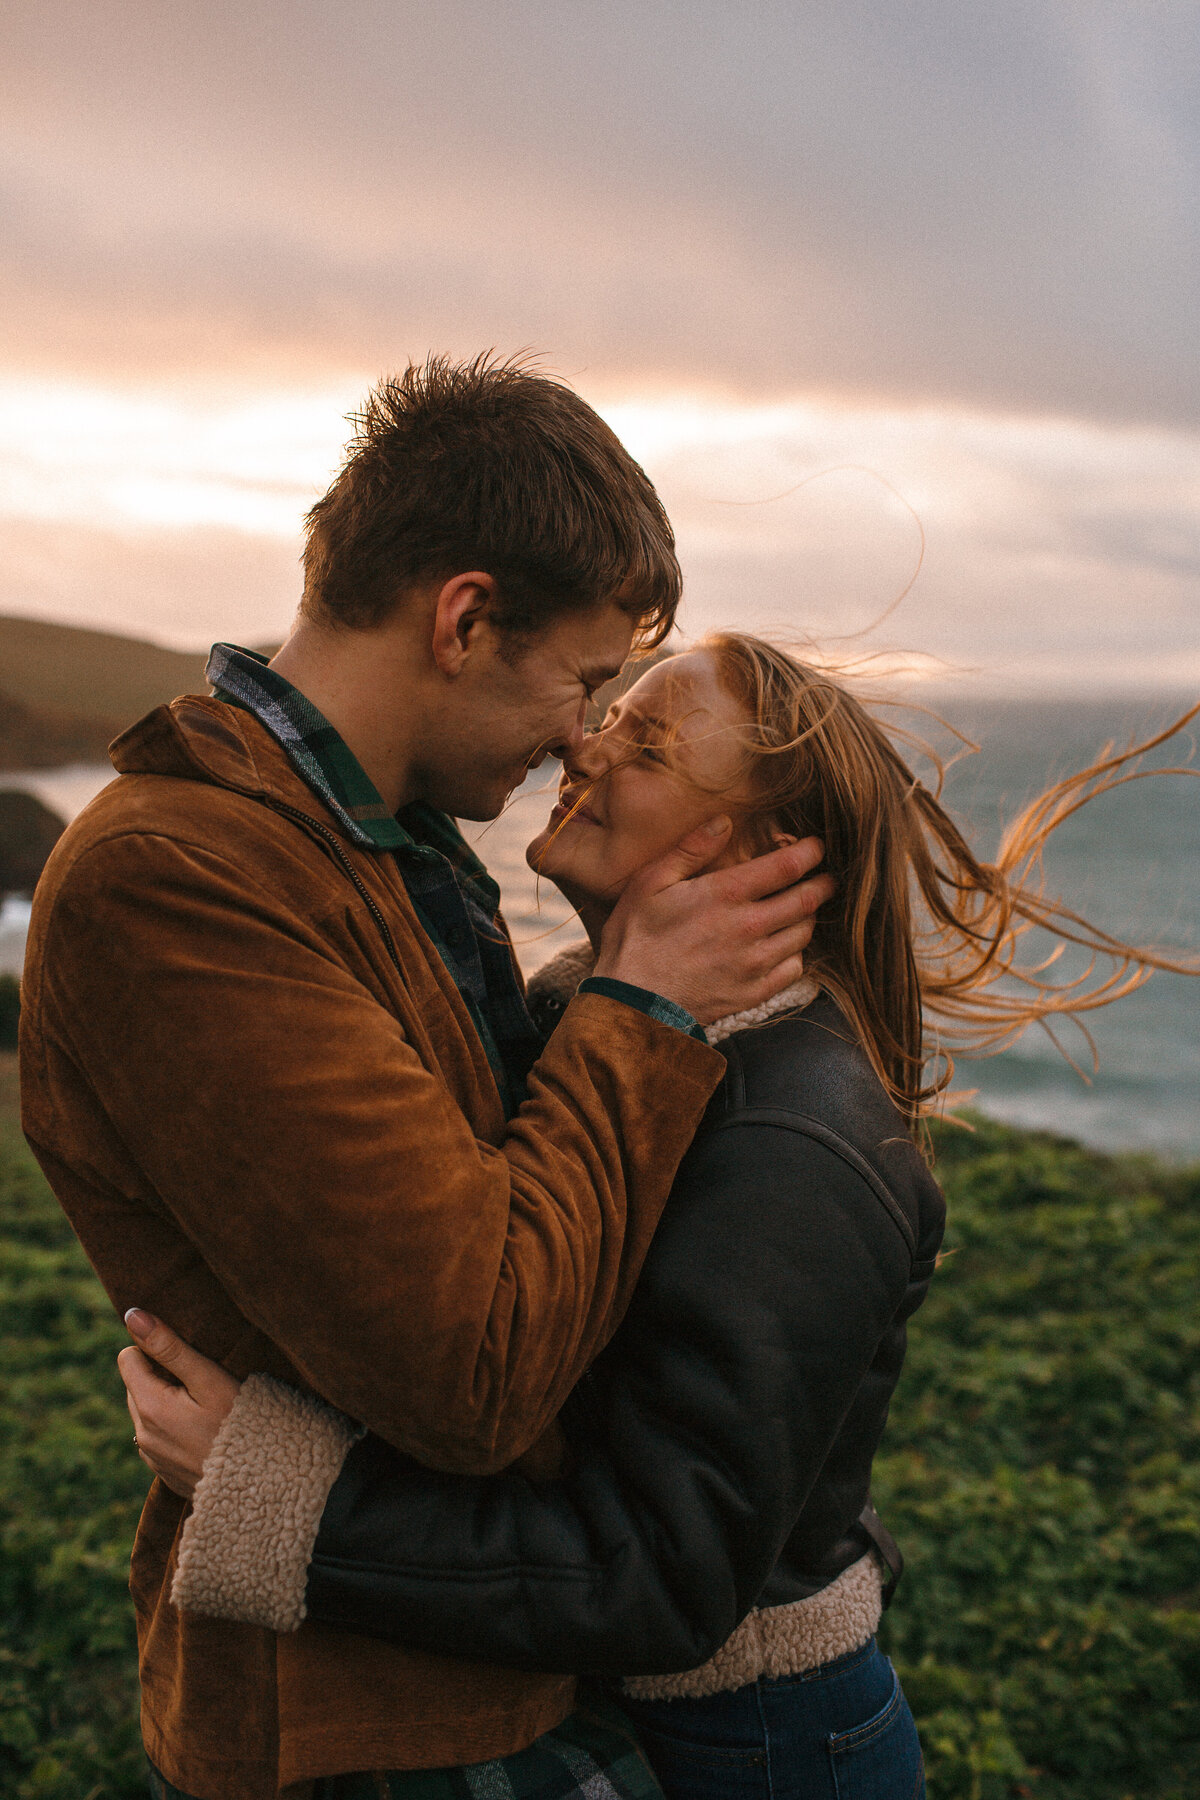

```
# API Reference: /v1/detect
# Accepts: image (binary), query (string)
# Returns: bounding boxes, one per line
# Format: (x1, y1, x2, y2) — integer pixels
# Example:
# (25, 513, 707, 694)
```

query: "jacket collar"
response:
(204, 646, 492, 892)
(526, 941, 818, 1044)
(205, 645, 409, 852)
(109, 692, 297, 805)
(108, 668, 496, 905)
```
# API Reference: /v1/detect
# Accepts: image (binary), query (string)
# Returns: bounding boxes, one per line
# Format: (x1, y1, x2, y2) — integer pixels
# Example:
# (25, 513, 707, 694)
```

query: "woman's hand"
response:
(118, 1309, 241, 1501)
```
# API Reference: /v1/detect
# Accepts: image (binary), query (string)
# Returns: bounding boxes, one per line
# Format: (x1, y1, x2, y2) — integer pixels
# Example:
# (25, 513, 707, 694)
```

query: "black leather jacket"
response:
(303, 995, 945, 1675)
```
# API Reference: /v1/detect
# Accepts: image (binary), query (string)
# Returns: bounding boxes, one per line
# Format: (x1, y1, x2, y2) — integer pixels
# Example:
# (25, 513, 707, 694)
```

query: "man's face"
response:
(414, 599, 637, 820)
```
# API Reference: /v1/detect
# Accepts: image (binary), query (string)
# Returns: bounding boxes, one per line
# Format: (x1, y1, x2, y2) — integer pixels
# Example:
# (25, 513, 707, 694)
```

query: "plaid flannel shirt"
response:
(149, 1687, 663, 1800)
(206, 645, 700, 1118)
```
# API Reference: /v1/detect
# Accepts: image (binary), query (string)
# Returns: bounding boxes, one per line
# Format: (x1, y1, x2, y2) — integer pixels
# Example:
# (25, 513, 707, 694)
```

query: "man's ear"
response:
(430, 572, 499, 677)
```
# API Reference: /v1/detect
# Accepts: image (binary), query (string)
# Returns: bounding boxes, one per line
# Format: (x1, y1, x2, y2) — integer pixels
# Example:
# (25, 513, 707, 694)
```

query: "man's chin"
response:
(449, 777, 522, 823)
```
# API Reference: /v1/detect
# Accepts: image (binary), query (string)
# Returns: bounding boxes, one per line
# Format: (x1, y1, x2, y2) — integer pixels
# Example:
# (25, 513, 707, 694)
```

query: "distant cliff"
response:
(0, 690, 124, 769)
(0, 615, 214, 771)
(0, 613, 656, 773)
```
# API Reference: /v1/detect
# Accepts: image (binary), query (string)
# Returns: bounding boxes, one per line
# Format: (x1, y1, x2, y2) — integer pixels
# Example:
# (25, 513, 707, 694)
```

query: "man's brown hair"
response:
(301, 354, 680, 647)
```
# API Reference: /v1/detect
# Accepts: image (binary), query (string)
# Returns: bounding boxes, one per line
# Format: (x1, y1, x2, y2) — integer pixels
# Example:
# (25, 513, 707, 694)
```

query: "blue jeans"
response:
(612, 1640, 925, 1800)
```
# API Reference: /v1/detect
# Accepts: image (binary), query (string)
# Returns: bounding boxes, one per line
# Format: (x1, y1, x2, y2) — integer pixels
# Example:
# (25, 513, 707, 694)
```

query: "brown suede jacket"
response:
(18, 695, 724, 1799)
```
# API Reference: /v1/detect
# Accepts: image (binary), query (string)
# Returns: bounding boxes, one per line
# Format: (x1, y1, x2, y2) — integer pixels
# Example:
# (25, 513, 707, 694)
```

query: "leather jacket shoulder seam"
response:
(708, 1106, 917, 1254)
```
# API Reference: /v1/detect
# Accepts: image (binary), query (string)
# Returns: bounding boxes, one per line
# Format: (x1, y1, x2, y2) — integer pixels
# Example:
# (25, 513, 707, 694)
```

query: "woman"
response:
(123, 633, 1197, 1800)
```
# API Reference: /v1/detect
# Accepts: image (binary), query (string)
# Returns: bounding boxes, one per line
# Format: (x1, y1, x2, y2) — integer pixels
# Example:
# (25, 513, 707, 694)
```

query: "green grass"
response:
(0, 1099, 147, 1799)
(1, 1073, 1197, 1798)
(876, 1116, 1200, 1799)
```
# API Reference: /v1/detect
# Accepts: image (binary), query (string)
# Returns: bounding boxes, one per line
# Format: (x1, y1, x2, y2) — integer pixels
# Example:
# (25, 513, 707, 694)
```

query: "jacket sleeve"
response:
(177, 1119, 914, 1674)
(23, 829, 723, 1476)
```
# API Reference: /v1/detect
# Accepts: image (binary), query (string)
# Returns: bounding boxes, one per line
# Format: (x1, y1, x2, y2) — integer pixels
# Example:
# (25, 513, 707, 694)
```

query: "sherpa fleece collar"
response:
(525, 941, 819, 1045)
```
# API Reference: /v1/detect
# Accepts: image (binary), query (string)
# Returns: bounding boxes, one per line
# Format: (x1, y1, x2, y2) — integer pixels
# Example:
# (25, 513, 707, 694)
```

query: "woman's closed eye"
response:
(602, 725, 665, 766)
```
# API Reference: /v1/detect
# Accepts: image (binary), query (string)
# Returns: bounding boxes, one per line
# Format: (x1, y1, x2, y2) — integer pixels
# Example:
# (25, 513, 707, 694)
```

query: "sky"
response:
(2, 0, 1198, 691)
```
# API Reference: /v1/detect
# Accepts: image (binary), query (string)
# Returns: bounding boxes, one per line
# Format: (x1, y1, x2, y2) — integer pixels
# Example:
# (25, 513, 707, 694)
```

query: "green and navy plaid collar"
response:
(204, 642, 699, 1109)
(205, 643, 498, 904)
(205, 644, 547, 1114)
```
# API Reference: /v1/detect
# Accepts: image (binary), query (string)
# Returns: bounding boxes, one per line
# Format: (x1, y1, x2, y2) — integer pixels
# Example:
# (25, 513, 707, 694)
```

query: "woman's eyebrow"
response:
(629, 708, 670, 734)
(601, 697, 669, 735)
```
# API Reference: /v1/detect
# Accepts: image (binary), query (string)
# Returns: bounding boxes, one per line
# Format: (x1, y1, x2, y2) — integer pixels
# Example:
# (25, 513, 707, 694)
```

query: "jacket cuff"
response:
(171, 1373, 361, 1632)
(576, 977, 706, 1042)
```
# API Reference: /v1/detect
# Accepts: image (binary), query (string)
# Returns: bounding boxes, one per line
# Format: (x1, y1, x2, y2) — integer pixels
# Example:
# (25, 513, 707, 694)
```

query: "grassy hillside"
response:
(0, 616, 279, 772)
(1, 1074, 1197, 1798)
(0, 616, 212, 727)
(0, 1067, 149, 1796)
(874, 1119, 1200, 1797)
(0, 616, 655, 773)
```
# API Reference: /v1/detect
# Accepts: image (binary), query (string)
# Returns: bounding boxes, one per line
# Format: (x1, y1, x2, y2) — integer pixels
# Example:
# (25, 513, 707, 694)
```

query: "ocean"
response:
(898, 695, 1199, 1160)
(4, 693, 1197, 1159)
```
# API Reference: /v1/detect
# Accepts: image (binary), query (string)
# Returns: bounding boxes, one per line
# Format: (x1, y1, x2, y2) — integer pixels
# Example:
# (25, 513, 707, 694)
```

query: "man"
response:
(20, 356, 829, 1800)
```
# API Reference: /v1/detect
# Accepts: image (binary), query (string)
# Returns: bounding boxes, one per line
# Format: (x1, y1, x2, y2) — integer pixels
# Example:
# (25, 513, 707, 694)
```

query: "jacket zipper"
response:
(257, 796, 404, 979)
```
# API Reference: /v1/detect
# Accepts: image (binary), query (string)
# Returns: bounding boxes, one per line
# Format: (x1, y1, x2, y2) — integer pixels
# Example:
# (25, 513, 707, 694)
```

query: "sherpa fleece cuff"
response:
(171, 1373, 361, 1632)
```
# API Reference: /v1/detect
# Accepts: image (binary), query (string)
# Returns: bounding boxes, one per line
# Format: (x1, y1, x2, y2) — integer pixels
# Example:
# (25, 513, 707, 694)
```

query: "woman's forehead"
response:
(624, 648, 735, 727)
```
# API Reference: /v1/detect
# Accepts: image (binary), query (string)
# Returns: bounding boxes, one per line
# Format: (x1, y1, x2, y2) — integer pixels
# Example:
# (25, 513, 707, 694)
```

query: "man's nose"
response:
(547, 701, 592, 769)
(559, 722, 610, 782)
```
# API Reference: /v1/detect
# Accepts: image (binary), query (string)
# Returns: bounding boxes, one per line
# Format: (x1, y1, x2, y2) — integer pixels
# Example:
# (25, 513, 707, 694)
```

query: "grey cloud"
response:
(2, 0, 1198, 421)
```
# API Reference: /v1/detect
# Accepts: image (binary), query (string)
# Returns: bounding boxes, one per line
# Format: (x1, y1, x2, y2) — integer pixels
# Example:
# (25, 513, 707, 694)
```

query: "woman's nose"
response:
(562, 728, 611, 782)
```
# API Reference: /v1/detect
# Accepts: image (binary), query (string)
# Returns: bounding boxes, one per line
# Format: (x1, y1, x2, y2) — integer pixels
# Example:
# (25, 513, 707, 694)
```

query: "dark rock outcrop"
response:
(0, 973, 17, 1049)
(0, 790, 67, 895)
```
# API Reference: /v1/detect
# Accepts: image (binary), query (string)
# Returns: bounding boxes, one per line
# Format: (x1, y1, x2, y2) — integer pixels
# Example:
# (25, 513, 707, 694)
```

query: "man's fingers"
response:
(634, 815, 733, 895)
(760, 921, 821, 969)
(724, 835, 827, 902)
(755, 954, 808, 1001)
(750, 868, 838, 938)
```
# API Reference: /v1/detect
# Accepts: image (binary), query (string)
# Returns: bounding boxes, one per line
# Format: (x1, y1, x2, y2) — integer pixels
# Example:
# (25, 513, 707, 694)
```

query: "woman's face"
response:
(525, 648, 754, 911)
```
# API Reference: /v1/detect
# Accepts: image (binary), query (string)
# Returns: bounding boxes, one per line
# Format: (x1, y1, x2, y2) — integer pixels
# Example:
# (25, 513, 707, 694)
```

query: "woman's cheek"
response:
(625, 815, 692, 872)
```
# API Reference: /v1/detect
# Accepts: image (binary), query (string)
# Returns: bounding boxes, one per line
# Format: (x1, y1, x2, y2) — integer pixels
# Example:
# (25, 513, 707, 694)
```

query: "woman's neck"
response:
(576, 898, 611, 953)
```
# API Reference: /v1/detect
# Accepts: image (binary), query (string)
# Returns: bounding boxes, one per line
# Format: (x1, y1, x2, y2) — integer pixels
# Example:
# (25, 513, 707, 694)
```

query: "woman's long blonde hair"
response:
(696, 632, 1199, 1131)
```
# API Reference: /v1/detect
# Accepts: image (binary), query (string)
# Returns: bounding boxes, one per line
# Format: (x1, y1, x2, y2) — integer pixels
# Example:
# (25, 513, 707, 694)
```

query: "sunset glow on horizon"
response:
(1, 373, 1196, 695)
(2, 1, 1197, 692)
